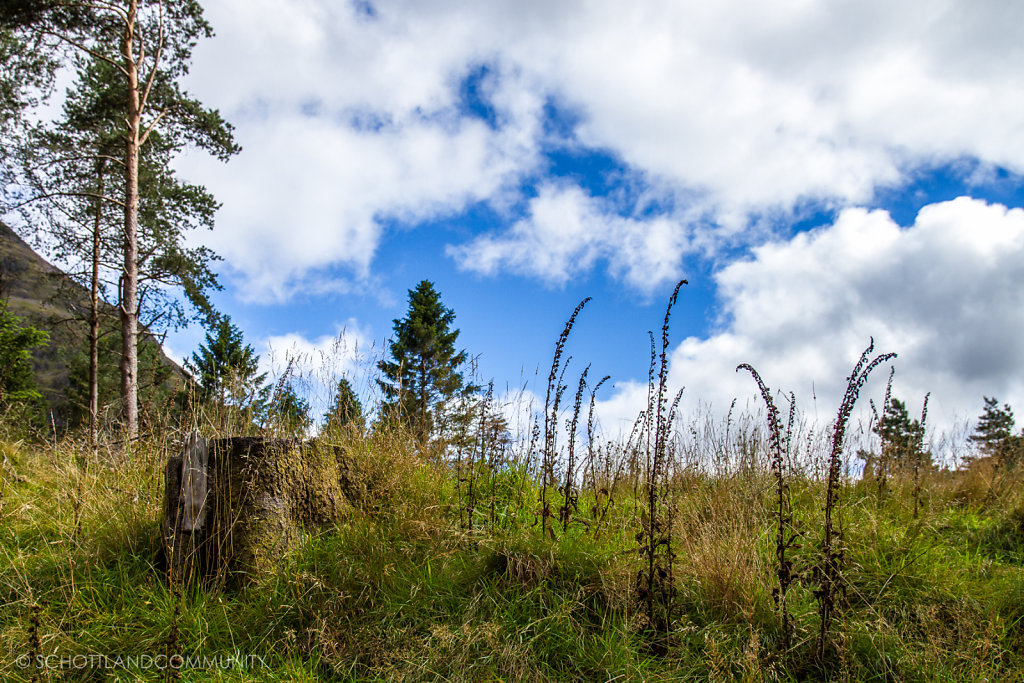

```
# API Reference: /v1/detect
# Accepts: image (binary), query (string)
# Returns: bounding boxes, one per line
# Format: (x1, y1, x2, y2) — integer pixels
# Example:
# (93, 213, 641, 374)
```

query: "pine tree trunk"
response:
(89, 159, 104, 453)
(120, 0, 140, 441)
(419, 359, 428, 443)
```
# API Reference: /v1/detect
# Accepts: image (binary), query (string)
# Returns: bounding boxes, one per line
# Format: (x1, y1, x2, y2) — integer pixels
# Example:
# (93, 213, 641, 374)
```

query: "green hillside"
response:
(1, 423, 1022, 681)
(0, 222, 186, 427)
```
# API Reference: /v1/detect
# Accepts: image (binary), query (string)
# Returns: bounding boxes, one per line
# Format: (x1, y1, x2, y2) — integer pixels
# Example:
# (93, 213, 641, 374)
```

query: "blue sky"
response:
(64, 1, 1024, 448)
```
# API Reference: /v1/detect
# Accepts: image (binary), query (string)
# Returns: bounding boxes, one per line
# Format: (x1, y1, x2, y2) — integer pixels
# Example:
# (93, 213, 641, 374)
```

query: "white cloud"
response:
(177, 0, 547, 300)
(177, 0, 1024, 296)
(595, 197, 1024, 447)
(448, 184, 688, 290)
(260, 321, 377, 418)
(179, 100, 539, 302)
(494, 386, 541, 447)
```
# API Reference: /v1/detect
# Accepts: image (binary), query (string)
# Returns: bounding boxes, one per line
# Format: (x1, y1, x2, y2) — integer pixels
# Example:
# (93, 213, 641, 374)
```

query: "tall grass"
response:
(2, 294, 1023, 681)
(540, 296, 589, 539)
(637, 279, 686, 648)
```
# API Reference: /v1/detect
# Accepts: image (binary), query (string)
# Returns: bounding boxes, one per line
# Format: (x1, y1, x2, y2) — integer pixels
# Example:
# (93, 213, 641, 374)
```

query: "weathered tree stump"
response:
(162, 433, 350, 585)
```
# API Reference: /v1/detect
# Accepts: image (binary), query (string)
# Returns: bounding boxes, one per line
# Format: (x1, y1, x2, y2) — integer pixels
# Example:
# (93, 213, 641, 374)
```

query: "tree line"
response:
(860, 392, 1023, 481)
(0, 251, 482, 447)
(182, 279, 478, 442)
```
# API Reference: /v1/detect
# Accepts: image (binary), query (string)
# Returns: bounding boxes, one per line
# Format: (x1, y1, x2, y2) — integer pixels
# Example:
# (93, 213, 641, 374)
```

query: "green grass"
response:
(1, 430, 1022, 682)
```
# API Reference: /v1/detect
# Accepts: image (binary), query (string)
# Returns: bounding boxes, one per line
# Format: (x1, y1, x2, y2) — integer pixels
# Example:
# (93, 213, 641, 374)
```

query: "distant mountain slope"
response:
(0, 221, 186, 425)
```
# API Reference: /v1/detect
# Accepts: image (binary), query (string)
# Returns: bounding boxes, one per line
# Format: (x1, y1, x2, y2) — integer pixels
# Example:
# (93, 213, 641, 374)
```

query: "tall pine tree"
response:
(0, 21, 57, 134)
(377, 280, 474, 443)
(13, 55, 223, 445)
(0, 0, 238, 439)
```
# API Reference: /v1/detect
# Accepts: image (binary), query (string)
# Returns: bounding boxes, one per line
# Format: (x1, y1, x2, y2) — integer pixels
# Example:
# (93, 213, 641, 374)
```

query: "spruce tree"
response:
(324, 377, 363, 430)
(377, 280, 474, 442)
(187, 316, 266, 416)
(269, 381, 310, 439)
(874, 397, 926, 471)
(0, 300, 49, 411)
(67, 322, 177, 431)
(970, 397, 1020, 467)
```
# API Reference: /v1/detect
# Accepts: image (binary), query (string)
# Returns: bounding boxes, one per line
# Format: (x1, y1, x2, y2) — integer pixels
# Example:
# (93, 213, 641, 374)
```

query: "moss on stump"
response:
(163, 435, 350, 585)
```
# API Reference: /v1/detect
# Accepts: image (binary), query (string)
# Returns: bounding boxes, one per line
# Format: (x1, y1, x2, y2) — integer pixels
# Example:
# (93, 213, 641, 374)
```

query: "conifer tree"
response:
(0, 0, 239, 439)
(970, 397, 1021, 468)
(12, 55, 223, 445)
(0, 300, 49, 411)
(377, 280, 474, 442)
(66, 321, 177, 431)
(0, 25, 56, 133)
(324, 377, 363, 430)
(187, 315, 266, 418)
(874, 397, 927, 471)
(269, 381, 310, 439)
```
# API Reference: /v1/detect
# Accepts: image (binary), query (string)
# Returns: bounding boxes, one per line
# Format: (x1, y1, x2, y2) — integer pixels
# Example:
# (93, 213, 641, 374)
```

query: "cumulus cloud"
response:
(260, 321, 378, 419)
(176, 0, 1024, 298)
(448, 184, 687, 290)
(180, 105, 537, 302)
(595, 198, 1024, 443)
(494, 386, 542, 446)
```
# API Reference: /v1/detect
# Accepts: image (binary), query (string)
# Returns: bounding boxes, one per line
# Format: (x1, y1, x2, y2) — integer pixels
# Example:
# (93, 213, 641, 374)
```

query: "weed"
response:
(560, 364, 589, 532)
(5, 290, 1024, 681)
(540, 297, 589, 538)
(817, 339, 895, 662)
(26, 601, 41, 683)
(736, 363, 798, 655)
(914, 392, 930, 519)
(637, 279, 686, 648)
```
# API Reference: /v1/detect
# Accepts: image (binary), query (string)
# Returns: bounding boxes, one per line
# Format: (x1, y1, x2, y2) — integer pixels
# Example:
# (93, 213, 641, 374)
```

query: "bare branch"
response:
(140, 308, 169, 329)
(139, 0, 166, 117)
(47, 0, 131, 24)
(138, 274, 183, 286)
(8, 190, 126, 211)
(139, 109, 168, 145)
(38, 29, 130, 78)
